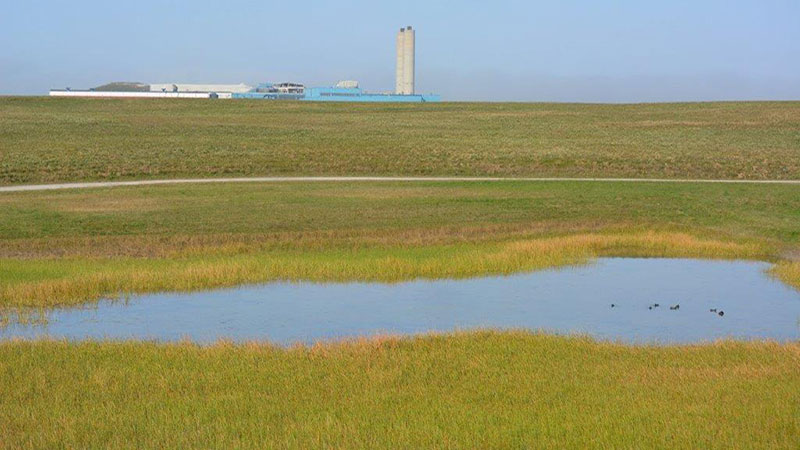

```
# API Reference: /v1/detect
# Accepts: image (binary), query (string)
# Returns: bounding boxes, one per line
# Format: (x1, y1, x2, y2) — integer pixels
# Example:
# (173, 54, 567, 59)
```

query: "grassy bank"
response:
(773, 262, 800, 290)
(0, 232, 769, 308)
(1, 181, 798, 307)
(2, 99, 799, 184)
(2, 181, 798, 258)
(1, 332, 798, 448)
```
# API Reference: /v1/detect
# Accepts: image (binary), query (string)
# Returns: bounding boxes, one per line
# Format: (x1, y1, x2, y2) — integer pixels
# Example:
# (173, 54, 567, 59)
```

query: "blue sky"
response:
(2, 0, 798, 101)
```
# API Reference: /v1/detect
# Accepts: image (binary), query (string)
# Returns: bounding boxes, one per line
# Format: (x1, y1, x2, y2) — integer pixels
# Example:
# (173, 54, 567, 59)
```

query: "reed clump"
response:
(771, 261, 800, 290)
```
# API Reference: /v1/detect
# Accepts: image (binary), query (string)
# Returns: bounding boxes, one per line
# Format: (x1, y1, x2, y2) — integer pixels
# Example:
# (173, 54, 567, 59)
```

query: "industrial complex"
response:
(50, 26, 439, 102)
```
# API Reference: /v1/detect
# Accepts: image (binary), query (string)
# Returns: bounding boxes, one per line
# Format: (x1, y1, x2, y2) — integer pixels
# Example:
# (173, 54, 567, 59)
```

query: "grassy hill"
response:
(1, 98, 799, 184)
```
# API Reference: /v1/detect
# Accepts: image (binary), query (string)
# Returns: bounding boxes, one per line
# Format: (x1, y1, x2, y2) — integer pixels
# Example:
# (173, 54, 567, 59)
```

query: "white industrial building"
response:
(51, 82, 255, 99)
(49, 90, 212, 99)
(149, 83, 253, 94)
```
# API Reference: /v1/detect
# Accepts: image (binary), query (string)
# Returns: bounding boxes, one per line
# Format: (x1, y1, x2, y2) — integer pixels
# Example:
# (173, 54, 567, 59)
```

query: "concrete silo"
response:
(396, 28, 405, 95)
(402, 26, 415, 95)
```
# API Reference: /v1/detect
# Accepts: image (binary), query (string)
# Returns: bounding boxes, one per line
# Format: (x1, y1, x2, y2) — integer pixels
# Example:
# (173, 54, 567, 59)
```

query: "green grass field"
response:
(1, 98, 799, 184)
(1, 100, 799, 448)
(2, 332, 799, 449)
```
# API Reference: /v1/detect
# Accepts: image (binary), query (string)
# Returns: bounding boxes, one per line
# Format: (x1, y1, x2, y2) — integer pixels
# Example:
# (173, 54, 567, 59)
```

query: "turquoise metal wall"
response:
(303, 87, 439, 102)
(232, 86, 439, 102)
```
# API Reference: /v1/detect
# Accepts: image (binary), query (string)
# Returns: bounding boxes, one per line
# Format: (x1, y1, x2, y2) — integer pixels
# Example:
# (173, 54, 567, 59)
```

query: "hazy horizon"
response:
(2, 0, 799, 102)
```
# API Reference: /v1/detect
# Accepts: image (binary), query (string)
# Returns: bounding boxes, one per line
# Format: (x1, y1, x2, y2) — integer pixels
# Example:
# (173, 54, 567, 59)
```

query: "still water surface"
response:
(2, 258, 799, 344)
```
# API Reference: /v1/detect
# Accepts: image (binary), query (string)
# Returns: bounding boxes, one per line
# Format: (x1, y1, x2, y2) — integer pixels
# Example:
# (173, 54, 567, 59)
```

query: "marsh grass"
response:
(1, 331, 798, 448)
(0, 232, 771, 308)
(0, 307, 49, 328)
(772, 261, 800, 290)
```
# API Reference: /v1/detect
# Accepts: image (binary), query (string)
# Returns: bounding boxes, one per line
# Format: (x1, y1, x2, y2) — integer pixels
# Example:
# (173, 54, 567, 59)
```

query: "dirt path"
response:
(1, 176, 799, 193)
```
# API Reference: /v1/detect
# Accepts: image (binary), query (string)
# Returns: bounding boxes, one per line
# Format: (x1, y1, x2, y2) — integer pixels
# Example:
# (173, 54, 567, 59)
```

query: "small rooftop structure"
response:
(335, 80, 359, 89)
(270, 82, 304, 94)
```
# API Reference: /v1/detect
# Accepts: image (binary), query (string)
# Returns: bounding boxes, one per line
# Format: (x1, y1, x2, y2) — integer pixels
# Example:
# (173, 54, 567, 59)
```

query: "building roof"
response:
(149, 83, 253, 93)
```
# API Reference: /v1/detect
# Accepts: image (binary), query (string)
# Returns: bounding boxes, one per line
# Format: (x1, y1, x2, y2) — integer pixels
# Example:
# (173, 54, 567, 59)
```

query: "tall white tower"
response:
(402, 26, 415, 95)
(395, 28, 405, 95)
(395, 26, 415, 95)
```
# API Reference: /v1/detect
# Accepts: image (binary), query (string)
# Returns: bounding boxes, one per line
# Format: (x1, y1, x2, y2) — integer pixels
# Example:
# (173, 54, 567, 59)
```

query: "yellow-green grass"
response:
(1, 181, 798, 307)
(1, 98, 799, 184)
(0, 232, 770, 308)
(772, 262, 800, 290)
(1, 331, 798, 449)
(2, 181, 798, 258)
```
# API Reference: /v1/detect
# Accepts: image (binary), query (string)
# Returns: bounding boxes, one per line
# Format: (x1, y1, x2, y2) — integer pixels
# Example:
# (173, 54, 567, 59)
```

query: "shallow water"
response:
(2, 258, 799, 344)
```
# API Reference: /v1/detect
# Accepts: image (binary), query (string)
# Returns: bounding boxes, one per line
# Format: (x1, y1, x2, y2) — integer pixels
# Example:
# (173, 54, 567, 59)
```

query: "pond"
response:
(2, 258, 799, 344)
